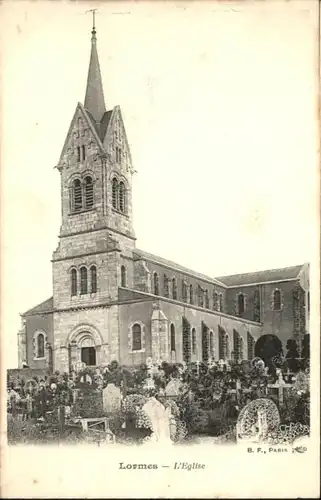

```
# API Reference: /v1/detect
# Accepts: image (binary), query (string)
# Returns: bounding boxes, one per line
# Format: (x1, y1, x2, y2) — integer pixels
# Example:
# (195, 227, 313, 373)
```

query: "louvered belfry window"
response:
(112, 178, 118, 209)
(119, 182, 125, 213)
(84, 176, 94, 209)
(73, 179, 82, 212)
(90, 266, 97, 293)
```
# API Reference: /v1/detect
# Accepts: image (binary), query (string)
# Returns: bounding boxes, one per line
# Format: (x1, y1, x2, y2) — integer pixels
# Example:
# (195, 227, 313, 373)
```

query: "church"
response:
(17, 23, 310, 374)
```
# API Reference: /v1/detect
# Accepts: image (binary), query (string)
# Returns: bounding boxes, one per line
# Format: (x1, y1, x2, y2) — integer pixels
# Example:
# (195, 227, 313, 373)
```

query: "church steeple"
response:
(84, 12, 106, 123)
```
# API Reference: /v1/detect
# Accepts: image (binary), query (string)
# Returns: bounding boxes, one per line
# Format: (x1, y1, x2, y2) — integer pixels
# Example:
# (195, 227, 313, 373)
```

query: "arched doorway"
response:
(254, 334, 283, 365)
(80, 336, 96, 366)
(67, 325, 103, 370)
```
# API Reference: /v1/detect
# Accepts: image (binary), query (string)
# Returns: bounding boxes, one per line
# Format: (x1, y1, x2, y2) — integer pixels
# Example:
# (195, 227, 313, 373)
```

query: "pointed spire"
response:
(84, 11, 106, 123)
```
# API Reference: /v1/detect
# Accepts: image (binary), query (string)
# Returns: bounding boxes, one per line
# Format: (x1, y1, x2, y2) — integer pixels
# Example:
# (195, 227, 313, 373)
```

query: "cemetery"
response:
(7, 337, 310, 447)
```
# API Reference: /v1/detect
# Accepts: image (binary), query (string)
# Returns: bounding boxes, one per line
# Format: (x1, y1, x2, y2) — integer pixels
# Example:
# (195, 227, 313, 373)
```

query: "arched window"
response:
(273, 290, 281, 311)
(233, 329, 242, 363)
(77, 146, 81, 163)
(37, 333, 45, 358)
(119, 182, 125, 213)
(153, 272, 160, 295)
(84, 176, 94, 209)
(170, 324, 176, 352)
(71, 268, 77, 296)
(80, 266, 88, 294)
(198, 286, 204, 307)
(237, 293, 245, 316)
(82, 145, 86, 161)
(112, 178, 118, 209)
(307, 291, 310, 313)
(132, 323, 142, 351)
(213, 291, 218, 311)
(189, 284, 194, 304)
(209, 331, 214, 358)
(247, 332, 255, 360)
(72, 179, 82, 212)
(164, 275, 169, 297)
(192, 328, 197, 355)
(182, 281, 188, 302)
(172, 277, 177, 300)
(121, 265, 127, 287)
(90, 265, 97, 293)
(205, 289, 209, 309)
(218, 325, 227, 360)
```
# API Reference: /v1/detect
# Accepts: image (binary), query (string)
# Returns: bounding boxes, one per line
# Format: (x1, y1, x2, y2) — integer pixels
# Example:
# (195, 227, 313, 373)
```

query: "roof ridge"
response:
(134, 248, 225, 287)
(216, 264, 304, 280)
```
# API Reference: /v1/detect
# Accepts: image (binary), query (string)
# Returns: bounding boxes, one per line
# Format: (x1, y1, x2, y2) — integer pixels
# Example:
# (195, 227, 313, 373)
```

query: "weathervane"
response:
(86, 8, 98, 36)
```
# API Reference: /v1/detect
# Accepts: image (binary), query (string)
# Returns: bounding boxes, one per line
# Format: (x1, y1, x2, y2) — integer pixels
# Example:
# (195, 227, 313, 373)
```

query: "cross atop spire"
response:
(84, 9, 106, 123)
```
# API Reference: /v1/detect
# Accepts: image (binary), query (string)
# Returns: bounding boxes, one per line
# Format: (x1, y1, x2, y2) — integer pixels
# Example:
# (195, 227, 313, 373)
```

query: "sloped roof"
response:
(216, 265, 304, 287)
(22, 297, 53, 316)
(84, 29, 106, 123)
(99, 109, 113, 141)
(133, 249, 225, 287)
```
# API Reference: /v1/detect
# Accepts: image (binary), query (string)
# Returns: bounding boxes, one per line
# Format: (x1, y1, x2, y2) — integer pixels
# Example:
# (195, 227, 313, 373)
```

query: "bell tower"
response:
(52, 17, 136, 311)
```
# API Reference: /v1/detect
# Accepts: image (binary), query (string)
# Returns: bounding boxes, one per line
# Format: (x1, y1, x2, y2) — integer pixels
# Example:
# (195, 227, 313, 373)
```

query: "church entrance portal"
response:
(254, 334, 283, 366)
(81, 346, 96, 366)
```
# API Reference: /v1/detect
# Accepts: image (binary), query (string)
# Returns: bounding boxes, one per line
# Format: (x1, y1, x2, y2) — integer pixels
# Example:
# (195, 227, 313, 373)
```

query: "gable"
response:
(102, 105, 134, 174)
(22, 297, 53, 316)
(56, 102, 105, 169)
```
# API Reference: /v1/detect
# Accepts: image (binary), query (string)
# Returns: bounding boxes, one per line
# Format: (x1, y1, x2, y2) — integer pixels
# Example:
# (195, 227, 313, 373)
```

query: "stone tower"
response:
(51, 22, 136, 371)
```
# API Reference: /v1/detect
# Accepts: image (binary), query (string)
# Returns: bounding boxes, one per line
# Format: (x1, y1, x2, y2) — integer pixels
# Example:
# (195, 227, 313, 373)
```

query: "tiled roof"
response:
(22, 297, 53, 316)
(216, 265, 304, 287)
(133, 249, 225, 287)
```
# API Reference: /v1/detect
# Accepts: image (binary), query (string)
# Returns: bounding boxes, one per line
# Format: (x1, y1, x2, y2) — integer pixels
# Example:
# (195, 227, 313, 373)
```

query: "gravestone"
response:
(103, 383, 122, 414)
(236, 398, 280, 444)
(165, 378, 184, 397)
(142, 397, 172, 443)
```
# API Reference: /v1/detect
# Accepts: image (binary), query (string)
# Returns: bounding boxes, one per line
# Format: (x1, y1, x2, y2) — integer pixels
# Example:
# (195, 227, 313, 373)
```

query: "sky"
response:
(1, 0, 319, 368)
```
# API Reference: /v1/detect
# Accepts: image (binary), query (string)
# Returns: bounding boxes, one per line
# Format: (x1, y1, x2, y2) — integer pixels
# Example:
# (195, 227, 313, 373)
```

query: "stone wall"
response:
(52, 305, 119, 372)
(24, 312, 53, 369)
(118, 295, 262, 366)
(225, 279, 307, 350)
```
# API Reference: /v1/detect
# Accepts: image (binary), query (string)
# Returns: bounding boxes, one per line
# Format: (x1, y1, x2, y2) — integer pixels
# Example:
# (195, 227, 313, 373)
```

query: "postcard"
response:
(1, 0, 320, 498)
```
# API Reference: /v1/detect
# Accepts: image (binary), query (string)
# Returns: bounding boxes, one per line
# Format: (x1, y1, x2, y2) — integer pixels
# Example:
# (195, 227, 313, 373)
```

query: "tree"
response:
(285, 339, 300, 373)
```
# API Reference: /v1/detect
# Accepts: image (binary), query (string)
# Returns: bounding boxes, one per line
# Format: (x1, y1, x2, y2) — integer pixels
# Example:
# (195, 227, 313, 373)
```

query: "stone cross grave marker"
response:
(103, 383, 122, 414)
(267, 370, 292, 405)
